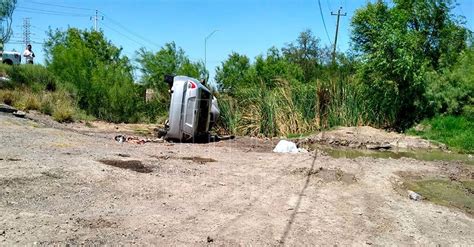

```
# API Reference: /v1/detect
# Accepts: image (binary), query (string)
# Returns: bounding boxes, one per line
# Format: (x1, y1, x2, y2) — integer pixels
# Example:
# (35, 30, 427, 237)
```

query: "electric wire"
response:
(17, 1, 160, 50)
(17, 6, 90, 16)
(100, 11, 161, 49)
(101, 22, 148, 48)
(26, 0, 94, 11)
(16, 9, 90, 17)
(318, 0, 333, 45)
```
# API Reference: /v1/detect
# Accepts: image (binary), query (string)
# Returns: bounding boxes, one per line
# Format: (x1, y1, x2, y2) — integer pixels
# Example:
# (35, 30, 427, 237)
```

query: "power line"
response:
(101, 22, 147, 48)
(27, 0, 94, 11)
(17, 6, 89, 16)
(31, 25, 48, 35)
(7, 40, 44, 45)
(16, 9, 89, 17)
(100, 11, 161, 49)
(318, 0, 332, 45)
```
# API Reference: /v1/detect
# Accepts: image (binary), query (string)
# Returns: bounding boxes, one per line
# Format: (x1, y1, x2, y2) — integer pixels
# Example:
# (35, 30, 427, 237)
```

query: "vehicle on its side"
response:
(159, 75, 220, 143)
(0, 50, 21, 65)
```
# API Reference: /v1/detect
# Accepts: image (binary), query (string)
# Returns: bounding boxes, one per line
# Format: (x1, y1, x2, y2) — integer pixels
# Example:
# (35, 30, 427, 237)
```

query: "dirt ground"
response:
(1, 112, 473, 245)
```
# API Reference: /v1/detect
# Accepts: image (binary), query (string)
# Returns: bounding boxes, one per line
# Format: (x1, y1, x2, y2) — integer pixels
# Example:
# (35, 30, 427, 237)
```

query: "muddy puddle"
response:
(307, 144, 474, 165)
(291, 167, 357, 184)
(99, 159, 153, 173)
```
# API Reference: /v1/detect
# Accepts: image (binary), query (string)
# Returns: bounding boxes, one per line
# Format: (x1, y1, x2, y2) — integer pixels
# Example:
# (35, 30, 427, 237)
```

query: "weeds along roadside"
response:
(216, 74, 379, 138)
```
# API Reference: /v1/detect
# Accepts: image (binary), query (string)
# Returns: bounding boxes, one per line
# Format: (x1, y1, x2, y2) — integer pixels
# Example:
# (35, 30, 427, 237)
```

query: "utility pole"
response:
(331, 7, 346, 64)
(22, 18, 31, 47)
(91, 10, 104, 31)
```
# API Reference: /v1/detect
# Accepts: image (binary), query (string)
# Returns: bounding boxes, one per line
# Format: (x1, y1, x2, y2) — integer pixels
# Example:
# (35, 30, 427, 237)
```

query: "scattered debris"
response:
(207, 236, 214, 243)
(408, 190, 422, 201)
(114, 134, 164, 145)
(115, 135, 126, 143)
(273, 140, 299, 154)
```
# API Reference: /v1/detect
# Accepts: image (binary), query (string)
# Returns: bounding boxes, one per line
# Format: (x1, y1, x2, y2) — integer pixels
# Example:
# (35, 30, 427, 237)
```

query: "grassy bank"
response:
(405, 179, 474, 216)
(0, 87, 81, 122)
(408, 116, 474, 153)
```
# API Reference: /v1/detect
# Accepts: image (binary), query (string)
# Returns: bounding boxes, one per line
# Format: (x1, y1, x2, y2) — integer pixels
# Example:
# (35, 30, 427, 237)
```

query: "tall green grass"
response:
(408, 115, 474, 153)
(217, 75, 376, 137)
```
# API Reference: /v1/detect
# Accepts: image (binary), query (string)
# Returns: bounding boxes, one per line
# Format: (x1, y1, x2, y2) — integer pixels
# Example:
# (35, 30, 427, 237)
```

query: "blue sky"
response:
(6, 0, 474, 81)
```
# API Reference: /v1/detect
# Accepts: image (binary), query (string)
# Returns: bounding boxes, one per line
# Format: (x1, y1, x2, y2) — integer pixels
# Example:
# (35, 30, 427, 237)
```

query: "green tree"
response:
(44, 28, 141, 122)
(351, 0, 469, 128)
(425, 47, 474, 115)
(254, 47, 303, 88)
(215, 52, 252, 93)
(282, 29, 321, 82)
(0, 0, 17, 49)
(137, 42, 205, 91)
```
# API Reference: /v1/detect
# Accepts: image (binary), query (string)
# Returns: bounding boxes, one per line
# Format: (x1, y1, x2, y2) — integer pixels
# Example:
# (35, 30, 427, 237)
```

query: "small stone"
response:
(408, 190, 422, 201)
(207, 236, 214, 243)
(0, 230, 5, 236)
(12, 111, 26, 118)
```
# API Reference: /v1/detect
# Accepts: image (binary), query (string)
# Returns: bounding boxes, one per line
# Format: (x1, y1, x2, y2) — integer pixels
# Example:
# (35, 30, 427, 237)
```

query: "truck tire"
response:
(2, 59, 13, 65)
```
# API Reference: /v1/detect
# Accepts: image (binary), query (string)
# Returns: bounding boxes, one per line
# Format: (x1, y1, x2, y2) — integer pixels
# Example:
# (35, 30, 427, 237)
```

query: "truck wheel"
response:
(2, 59, 13, 65)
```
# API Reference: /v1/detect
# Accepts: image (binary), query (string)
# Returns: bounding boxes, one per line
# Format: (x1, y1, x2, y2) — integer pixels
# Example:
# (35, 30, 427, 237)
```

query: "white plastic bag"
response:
(273, 140, 299, 154)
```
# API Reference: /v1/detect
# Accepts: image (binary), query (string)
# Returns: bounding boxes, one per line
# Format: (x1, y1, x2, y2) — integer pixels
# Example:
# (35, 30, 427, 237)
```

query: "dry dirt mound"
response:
(299, 126, 445, 150)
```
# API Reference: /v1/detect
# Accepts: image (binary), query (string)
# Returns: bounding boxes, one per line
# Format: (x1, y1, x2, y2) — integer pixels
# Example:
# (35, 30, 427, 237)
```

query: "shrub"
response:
(463, 105, 474, 120)
(0, 64, 8, 77)
(409, 115, 474, 153)
(425, 48, 474, 116)
(6, 64, 57, 91)
(0, 90, 19, 105)
(23, 92, 41, 110)
(40, 93, 54, 115)
(52, 103, 74, 122)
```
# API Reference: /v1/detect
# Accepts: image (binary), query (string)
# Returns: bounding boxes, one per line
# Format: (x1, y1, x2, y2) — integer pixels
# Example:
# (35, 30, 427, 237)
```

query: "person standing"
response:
(23, 44, 35, 64)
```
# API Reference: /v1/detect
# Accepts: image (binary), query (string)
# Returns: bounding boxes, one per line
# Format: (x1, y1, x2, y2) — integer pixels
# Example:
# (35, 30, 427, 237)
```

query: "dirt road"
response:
(1, 113, 473, 245)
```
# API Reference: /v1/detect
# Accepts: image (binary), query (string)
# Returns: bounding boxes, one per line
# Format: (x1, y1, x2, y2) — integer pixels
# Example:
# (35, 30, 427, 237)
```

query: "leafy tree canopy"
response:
(136, 42, 205, 91)
(0, 0, 17, 46)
